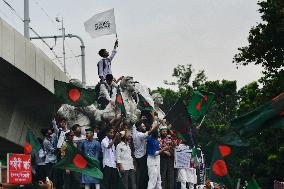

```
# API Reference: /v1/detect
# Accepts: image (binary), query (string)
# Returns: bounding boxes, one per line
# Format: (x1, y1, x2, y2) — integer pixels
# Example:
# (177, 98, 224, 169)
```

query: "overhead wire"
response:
(1, 0, 68, 74)
(32, 0, 81, 65)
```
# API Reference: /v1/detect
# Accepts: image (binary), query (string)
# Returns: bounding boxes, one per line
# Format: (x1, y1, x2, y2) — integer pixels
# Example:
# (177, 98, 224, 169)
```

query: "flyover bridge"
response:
(0, 18, 69, 158)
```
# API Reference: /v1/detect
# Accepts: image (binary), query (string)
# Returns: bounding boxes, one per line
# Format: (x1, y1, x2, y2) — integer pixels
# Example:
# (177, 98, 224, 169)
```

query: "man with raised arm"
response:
(97, 40, 118, 81)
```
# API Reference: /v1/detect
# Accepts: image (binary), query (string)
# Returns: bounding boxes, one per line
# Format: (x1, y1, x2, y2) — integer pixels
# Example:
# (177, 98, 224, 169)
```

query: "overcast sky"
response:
(0, 0, 263, 90)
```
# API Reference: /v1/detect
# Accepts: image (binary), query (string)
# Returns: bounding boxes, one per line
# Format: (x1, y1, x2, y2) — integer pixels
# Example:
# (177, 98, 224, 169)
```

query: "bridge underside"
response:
(0, 57, 56, 160)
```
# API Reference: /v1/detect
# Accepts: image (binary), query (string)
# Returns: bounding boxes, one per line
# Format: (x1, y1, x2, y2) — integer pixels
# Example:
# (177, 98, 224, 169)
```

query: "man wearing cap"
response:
(159, 126, 174, 189)
(116, 131, 136, 189)
(81, 128, 101, 189)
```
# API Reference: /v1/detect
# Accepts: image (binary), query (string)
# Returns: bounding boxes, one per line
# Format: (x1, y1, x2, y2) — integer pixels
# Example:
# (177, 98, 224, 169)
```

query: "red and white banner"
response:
(7, 153, 32, 184)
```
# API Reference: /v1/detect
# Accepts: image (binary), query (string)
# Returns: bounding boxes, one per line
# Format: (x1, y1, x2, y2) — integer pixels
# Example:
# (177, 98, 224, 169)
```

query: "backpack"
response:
(94, 82, 114, 101)
(94, 82, 103, 100)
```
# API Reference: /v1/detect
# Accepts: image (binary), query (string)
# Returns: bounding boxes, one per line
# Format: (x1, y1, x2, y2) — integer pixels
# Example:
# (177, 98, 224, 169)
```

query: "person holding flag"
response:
(84, 8, 119, 81)
(97, 40, 118, 81)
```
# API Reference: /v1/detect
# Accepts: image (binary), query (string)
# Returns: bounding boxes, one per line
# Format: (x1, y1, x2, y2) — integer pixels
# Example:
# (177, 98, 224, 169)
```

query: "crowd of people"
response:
(26, 40, 216, 189)
(34, 112, 201, 189)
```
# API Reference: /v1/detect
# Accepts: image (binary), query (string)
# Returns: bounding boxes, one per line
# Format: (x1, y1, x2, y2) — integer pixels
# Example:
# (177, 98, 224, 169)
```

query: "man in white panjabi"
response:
(176, 142, 197, 189)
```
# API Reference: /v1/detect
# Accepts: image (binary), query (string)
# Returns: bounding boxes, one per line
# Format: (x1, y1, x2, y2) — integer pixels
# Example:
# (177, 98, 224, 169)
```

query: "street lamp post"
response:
(24, 0, 30, 39)
(56, 17, 66, 73)
(30, 34, 86, 87)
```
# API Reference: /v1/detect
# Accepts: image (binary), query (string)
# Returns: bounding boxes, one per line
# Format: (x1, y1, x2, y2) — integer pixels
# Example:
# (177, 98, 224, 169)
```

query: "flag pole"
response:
(115, 33, 118, 47)
(196, 115, 206, 129)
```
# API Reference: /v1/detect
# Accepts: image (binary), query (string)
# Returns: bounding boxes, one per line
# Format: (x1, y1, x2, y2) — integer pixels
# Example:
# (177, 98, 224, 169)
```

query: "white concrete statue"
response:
(152, 92, 166, 119)
(119, 76, 141, 123)
(58, 77, 141, 127)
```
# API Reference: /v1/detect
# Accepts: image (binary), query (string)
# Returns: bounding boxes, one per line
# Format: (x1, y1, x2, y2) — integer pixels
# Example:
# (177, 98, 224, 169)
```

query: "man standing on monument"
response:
(97, 40, 118, 81)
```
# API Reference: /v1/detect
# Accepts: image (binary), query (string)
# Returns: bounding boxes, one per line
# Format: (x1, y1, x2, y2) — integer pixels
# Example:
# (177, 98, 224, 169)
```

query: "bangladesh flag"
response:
(187, 91, 215, 121)
(54, 142, 103, 179)
(54, 80, 97, 107)
(24, 129, 41, 156)
(115, 89, 126, 117)
(165, 99, 192, 144)
(138, 93, 153, 111)
(245, 178, 261, 189)
(231, 92, 284, 137)
(218, 132, 249, 147)
(209, 145, 234, 189)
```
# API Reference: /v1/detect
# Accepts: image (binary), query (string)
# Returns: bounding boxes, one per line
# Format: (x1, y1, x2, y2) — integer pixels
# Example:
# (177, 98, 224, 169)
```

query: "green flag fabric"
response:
(218, 132, 249, 147)
(24, 129, 41, 156)
(54, 80, 97, 107)
(115, 89, 126, 117)
(165, 100, 192, 144)
(245, 178, 260, 189)
(54, 142, 103, 179)
(138, 93, 153, 111)
(187, 91, 215, 121)
(231, 92, 284, 137)
(209, 145, 234, 189)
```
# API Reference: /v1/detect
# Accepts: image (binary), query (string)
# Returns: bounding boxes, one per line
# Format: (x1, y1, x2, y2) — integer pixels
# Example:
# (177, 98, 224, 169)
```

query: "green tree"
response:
(233, 1, 284, 187)
(233, 0, 284, 97)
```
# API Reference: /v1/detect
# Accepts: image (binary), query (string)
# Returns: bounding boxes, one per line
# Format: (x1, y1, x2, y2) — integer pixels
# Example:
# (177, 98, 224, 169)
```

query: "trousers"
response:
(136, 155, 148, 189)
(147, 155, 161, 189)
(160, 156, 174, 189)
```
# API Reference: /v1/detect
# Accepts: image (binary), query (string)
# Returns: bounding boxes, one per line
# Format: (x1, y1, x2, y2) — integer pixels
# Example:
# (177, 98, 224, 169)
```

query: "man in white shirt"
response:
(71, 124, 86, 149)
(97, 74, 118, 109)
(97, 40, 118, 80)
(101, 127, 120, 189)
(52, 117, 69, 189)
(116, 131, 136, 189)
(133, 116, 159, 189)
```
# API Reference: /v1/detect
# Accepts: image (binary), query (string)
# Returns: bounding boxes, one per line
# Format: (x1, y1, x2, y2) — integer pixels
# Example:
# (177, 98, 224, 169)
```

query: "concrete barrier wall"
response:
(0, 18, 69, 93)
(0, 18, 69, 149)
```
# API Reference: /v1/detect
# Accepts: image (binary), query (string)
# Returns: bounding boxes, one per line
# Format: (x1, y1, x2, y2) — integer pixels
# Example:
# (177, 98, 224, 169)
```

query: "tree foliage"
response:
(232, 1, 284, 186)
(156, 62, 283, 188)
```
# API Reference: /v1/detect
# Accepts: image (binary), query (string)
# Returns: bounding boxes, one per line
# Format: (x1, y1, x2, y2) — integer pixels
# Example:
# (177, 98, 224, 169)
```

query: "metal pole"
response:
(67, 34, 86, 87)
(236, 178, 241, 189)
(80, 44, 86, 87)
(30, 34, 86, 87)
(24, 0, 30, 39)
(61, 18, 66, 73)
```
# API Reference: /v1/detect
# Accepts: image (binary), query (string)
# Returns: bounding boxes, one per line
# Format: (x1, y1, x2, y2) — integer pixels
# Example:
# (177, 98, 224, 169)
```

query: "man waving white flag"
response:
(84, 8, 116, 38)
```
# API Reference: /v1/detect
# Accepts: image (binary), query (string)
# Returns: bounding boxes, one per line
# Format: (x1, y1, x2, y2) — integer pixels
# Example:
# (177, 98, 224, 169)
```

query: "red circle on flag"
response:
(219, 145, 231, 157)
(24, 142, 32, 154)
(144, 102, 149, 106)
(68, 88, 81, 102)
(212, 160, 228, 176)
(72, 154, 87, 169)
(116, 95, 123, 104)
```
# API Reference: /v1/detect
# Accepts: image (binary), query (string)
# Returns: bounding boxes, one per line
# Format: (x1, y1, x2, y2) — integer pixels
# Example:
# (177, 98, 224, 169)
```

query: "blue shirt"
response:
(147, 136, 160, 156)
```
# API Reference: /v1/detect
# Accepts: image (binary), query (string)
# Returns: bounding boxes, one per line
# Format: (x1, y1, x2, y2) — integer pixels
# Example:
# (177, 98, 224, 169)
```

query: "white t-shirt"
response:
(132, 124, 148, 158)
(101, 137, 117, 168)
(116, 142, 134, 170)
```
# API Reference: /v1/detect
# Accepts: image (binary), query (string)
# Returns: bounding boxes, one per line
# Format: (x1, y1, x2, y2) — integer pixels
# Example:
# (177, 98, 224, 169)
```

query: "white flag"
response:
(84, 8, 116, 38)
